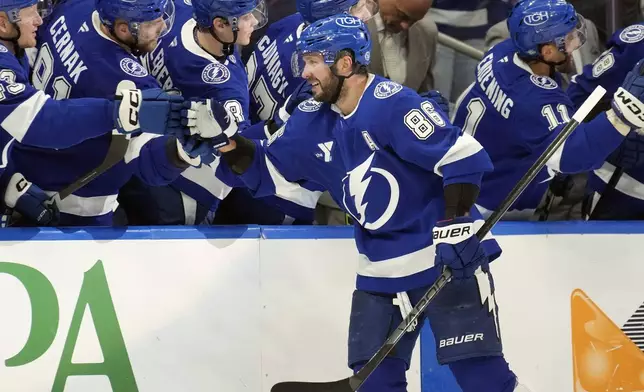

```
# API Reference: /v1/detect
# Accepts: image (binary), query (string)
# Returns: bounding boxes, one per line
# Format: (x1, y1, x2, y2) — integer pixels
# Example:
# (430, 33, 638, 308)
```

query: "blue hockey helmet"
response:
(296, 0, 357, 24)
(507, 0, 586, 58)
(0, 0, 52, 22)
(96, 0, 175, 39)
(297, 0, 378, 25)
(192, 0, 267, 31)
(296, 14, 371, 70)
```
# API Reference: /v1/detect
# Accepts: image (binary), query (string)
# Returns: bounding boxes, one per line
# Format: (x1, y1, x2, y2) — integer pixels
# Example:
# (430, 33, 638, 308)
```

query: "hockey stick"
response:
(57, 131, 129, 200)
(270, 85, 607, 392)
(588, 166, 623, 219)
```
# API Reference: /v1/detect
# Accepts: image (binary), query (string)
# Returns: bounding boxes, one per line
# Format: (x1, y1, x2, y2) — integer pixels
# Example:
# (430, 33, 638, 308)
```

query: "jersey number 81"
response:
(31, 43, 72, 100)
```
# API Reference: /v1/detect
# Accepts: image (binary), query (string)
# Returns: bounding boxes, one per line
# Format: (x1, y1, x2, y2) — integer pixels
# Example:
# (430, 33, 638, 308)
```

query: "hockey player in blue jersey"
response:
(187, 14, 533, 392)
(6, 0, 220, 226)
(0, 0, 193, 226)
(566, 22, 644, 219)
(136, 0, 326, 225)
(246, 0, 377, 124)
(452, 0, 638, 220)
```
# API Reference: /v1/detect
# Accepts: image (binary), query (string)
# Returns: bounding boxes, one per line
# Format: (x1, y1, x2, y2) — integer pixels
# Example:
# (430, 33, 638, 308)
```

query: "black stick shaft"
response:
(351, 86, 607, 391)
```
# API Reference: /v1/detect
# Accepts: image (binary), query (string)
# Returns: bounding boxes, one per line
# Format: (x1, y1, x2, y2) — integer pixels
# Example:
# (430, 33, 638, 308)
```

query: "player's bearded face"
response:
(301, 54, 340, 103)
(135, 17, 167, 52)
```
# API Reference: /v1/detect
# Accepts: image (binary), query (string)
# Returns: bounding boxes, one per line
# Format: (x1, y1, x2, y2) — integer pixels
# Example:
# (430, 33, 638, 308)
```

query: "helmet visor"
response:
(294, 49, 335, 77)
(235, 0, 268, 31)
(139, 0, 175, 39)
(36, 0, 52, 19)
(564, 13, 586, 54)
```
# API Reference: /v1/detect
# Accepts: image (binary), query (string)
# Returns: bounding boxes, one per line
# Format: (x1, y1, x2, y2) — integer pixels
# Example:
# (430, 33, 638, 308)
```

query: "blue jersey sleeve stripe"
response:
(265, 155, 322, 208)
(433, 133, 485, 177)
(1, 89, 48, 142)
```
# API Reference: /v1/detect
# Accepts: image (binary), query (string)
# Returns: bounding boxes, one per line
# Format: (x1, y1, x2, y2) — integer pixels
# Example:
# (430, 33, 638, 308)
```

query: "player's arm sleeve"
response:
(124, 134, 189, 186)
(0, 68, 116, 148)
(222, 122, 322, 210)
(566, 36, 637, 109)
(521, 93, 629, 173)
(382, 94, 494, 187)
(168, 158, 241, 211)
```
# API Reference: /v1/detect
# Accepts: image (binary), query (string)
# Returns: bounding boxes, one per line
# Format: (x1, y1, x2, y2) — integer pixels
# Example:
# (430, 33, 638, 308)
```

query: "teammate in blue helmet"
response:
(0, 0, 195, 227)
(246, 0, 376, 124)
(297, 0, 376, 24)
(296, 14, 371, 103)
(96, 0, 175, 53)
(0, 0, 51, 54)
(451, 0, 638, 222)
(508, 0, 586, 74)
(192, 0, 268, 57)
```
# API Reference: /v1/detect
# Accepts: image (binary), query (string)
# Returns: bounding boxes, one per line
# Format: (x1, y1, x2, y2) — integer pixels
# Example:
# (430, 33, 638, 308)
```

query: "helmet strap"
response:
(108, 23, 141, 56)
(207, 17, 237, 58)
(535, 43, 568, 77)
(329, 61, 357, 103)
(0, 22, 24, 57)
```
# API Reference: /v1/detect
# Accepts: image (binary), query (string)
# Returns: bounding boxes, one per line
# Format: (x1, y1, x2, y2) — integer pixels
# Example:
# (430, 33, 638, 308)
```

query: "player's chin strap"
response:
(539, 53, 568, 77)
(107, 23, 143, 56)
(329, 63, 358, 104)
(534, 43, 569, 77)
(208, 16, 238, 58)
(0, 24, 24, 58)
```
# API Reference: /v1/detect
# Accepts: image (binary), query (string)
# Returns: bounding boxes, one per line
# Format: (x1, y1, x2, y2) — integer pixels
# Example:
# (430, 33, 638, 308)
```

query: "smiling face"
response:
(377, 0, 431, 33)
(301, 52, 340, 102)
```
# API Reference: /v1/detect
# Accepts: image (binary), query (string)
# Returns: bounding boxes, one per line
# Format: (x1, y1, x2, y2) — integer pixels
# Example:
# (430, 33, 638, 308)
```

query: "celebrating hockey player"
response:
(452, 0, 638, 220)
(566, 22, 644, 219)
(136, 0, 324, 225)
(6, 0, 220, 226)
(246, 0, 377, 124)
(0, 0, 194, 226)
(185, 14, 534, 392)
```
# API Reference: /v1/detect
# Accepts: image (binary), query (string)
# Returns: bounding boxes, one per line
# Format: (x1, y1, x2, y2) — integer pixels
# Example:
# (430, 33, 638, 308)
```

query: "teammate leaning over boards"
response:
(0, 0, 189, 226)
(5, 0, 220, 226)
(184, 14, 537, 392)
(452, 0, 639, 221)
(132, 0, 324, 226)
(566, 22, 644, 219)
(246, 0, 377, 126)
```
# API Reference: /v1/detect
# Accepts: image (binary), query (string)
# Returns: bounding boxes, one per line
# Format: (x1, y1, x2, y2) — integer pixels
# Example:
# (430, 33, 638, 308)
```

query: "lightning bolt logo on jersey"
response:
(342, 152, 400, 231)
(236, 74, 500, 293)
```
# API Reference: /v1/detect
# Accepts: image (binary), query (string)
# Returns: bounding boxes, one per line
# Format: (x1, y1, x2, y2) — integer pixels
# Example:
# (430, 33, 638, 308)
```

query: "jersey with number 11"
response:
(453, 39, 628, 217)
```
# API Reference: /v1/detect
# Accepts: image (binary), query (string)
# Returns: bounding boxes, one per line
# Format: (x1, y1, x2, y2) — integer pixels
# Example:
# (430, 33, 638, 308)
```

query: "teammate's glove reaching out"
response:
(420, 90, 450, 117)
(113, 81, 187, 136)
(612, 58, 644, 130)
(173, 98, 239, 166)
(432, 216, 488, 279)
(2, 173, 59, 226)
(274, 79, 314, 125)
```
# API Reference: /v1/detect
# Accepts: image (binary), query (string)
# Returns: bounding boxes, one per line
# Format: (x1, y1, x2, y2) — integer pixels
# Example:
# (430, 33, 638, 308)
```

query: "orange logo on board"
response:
(571, 289, 644, 391)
